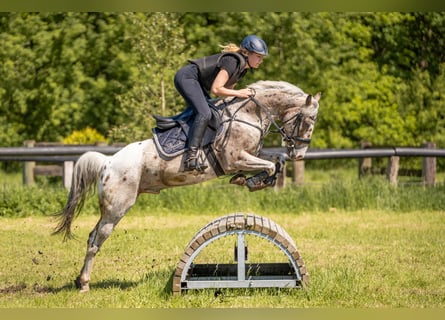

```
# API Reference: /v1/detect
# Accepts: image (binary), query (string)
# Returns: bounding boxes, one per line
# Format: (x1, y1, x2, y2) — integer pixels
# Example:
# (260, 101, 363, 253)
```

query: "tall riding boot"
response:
(184, 115, 209, 172)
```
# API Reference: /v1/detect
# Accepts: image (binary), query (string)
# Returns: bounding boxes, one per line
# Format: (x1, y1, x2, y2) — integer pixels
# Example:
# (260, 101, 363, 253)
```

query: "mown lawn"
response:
(1, 209, 444, 308)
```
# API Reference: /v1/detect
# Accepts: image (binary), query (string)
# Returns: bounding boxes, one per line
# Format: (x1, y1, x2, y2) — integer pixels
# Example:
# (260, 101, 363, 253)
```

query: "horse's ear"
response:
(305, 95, 312, 106)
(314, 92, 322, 102)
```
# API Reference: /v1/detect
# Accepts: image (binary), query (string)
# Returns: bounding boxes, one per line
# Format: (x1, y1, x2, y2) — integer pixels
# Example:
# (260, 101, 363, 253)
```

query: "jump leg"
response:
(75, 215, 125, 292)
(76, 185, 139, 292)
(229, 150, 277, 175)
(229, 151, 285, 191)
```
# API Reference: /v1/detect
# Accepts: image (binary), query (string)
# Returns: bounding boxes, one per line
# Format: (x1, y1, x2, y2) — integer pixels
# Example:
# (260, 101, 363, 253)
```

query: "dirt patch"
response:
(0, 283, 27, 294)
(0, 282, 57, 294)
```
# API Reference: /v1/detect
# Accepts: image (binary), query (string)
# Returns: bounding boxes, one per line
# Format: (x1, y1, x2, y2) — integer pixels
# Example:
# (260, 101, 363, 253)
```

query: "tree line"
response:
(0, 12, 444, 151)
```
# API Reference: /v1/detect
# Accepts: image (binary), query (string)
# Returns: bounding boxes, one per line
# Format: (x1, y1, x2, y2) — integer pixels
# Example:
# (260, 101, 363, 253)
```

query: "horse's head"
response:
(281, 92, 320, 161)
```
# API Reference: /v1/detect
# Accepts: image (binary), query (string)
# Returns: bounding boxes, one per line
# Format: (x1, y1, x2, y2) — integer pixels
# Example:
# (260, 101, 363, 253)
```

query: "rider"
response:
(174, 34, 268, 173)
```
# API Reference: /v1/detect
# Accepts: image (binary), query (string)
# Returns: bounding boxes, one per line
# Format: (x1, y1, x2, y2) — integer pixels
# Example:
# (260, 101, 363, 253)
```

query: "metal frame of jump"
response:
(172, 212, 309, 294)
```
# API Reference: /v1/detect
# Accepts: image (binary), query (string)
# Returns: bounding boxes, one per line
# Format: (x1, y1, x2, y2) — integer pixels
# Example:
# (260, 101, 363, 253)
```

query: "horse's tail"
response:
(53, 151, 107, 240)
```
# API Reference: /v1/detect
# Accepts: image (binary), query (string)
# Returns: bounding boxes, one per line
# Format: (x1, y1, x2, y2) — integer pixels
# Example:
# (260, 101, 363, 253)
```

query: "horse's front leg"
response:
(229, 151, 285, 192)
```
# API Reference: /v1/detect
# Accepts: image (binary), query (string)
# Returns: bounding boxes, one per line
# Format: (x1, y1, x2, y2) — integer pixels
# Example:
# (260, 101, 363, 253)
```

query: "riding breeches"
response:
(174, 64, 212, 122)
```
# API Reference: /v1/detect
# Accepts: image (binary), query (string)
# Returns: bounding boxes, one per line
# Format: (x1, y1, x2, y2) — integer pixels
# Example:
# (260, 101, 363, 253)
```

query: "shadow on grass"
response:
(31, 278, 142, 294)
(1, 269, 176, 296)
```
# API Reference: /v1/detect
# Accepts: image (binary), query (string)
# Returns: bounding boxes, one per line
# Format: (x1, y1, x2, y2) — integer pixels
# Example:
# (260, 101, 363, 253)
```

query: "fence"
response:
(0, 141, 123, 189)
(270, 142, 442, 188)
(0, 141, 443, 189)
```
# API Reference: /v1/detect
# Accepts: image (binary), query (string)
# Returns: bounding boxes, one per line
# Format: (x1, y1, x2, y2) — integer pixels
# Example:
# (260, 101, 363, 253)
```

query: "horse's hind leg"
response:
(76, 186, 138, 292)
(75, 216, 120, 292)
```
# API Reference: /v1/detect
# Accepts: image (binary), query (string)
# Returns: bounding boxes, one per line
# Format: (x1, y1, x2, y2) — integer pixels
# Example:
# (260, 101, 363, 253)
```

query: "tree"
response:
(0, 13, 138, 146)
(109, 12, 190, 142)
(1, 12, 443, 155)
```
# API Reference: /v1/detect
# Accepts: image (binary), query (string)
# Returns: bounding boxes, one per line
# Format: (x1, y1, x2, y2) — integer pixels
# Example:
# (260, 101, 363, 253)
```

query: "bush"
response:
(62, 127, 108, 145)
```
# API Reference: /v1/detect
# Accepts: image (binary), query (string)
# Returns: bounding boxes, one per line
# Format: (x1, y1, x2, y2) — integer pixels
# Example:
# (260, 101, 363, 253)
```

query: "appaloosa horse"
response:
(53, 80, 320, 292)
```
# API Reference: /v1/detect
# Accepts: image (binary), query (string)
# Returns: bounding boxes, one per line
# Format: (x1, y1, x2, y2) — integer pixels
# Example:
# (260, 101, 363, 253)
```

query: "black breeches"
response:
(174, 64, 212, 121)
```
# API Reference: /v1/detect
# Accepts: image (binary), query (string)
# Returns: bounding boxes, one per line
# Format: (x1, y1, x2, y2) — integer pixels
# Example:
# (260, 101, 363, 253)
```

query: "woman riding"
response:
(174, 34, 268, 173)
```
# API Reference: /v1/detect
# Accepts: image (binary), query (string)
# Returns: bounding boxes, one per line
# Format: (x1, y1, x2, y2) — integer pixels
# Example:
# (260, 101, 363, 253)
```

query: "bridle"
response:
(249, 95, 313, 148)
(218, 91, 314, 153)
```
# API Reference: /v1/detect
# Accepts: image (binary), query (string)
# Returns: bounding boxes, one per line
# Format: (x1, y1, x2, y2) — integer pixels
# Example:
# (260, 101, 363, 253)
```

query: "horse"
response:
(53, 80, 320, 292)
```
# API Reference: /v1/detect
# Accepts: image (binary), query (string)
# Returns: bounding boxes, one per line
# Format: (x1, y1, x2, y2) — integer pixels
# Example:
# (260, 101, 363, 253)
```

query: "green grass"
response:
(1, 168, 445, 217)
(0, 210, 444, 307)
(0, 168, 444, 307)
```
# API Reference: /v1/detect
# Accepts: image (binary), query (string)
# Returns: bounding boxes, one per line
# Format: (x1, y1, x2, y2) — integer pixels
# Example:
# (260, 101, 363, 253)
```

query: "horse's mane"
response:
(247, 80, 310, 109)
(248, 80, 305, 97)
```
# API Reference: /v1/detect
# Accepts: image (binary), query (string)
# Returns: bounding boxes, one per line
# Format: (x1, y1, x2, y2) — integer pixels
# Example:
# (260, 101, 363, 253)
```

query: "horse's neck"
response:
(250, 93, 291, 119)
(225, 91, 297, 121)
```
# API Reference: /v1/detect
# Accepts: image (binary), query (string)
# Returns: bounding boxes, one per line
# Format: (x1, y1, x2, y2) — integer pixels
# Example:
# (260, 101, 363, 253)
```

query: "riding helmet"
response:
(240, 35, 268, 56)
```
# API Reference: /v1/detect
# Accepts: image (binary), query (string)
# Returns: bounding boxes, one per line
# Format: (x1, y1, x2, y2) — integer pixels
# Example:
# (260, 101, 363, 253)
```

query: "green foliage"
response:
(0, 12, 444, 152)
(62, 127, 108, 145)
(109, 13, 190, 143)
(0, 13, 139, 145)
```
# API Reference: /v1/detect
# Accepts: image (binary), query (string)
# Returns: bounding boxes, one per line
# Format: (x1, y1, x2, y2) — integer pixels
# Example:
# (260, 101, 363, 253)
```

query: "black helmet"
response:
(240, 35, 268, 56)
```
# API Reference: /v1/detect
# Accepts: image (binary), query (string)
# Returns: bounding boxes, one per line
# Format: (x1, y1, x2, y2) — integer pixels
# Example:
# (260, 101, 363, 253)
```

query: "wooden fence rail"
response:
(0, 141, 443, 189)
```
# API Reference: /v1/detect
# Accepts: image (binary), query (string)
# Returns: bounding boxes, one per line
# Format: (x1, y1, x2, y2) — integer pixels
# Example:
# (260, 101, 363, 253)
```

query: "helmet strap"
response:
(245, 53, 256, 73)
(243, 53, 253, 69)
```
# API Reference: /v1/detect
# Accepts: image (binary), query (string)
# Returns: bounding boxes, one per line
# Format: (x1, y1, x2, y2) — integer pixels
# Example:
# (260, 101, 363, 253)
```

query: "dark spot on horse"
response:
(104, 165, 107, 170)
(123, 177, 127, 182)
(105, 175, 110, 182)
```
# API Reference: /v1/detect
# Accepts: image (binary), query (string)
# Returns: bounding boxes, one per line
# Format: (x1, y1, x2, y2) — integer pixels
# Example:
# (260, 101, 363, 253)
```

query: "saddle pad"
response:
(152, 107, 223, 160)
(152, 125, 188, 158)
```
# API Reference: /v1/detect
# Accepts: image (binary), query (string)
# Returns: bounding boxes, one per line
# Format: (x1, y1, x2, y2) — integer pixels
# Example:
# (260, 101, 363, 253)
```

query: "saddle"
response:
(152, 102, 224, 159)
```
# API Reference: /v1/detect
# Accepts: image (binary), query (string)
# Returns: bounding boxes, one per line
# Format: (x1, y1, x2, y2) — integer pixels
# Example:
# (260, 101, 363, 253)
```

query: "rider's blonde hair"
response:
(220, 43, 248, 55)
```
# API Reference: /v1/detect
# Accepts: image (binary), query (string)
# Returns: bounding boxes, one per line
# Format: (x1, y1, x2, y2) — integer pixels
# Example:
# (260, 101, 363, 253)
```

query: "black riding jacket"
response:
(188, 52, 248, 92)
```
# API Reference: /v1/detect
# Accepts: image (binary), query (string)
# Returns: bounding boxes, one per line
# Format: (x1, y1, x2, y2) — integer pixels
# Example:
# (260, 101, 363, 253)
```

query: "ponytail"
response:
(219, 43, 241, 53)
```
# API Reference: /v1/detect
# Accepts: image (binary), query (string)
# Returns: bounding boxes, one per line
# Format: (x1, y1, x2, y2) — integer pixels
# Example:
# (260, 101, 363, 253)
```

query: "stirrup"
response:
(183, 149, 208, 173)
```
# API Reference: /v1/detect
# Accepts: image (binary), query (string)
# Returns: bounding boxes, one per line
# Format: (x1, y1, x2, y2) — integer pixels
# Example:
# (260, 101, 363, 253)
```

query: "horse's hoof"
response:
(79, 286, 90, 293)
(75, 276, 89, 292)
(230, 173, 247, 186)
(247, 182, 268, 192)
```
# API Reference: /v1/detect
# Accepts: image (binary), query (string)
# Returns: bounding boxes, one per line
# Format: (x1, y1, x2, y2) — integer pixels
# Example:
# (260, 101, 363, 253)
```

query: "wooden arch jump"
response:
(173, 212, 309, 294)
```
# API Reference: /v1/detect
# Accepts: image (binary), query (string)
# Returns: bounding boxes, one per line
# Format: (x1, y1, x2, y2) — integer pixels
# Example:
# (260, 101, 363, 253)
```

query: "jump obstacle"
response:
(173, 212, 309, 294)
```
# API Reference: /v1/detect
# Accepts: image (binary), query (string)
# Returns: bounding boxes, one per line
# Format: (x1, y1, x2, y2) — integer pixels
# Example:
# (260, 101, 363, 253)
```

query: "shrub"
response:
(62, 127, 108, 145)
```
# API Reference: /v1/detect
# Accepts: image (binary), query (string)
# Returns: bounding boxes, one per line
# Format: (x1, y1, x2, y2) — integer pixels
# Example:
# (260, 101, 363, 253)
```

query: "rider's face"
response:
(247, 52, 264, 69)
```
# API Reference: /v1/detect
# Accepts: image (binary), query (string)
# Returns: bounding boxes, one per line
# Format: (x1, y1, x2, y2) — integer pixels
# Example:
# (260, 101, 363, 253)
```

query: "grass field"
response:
(0, 168, 444, 308)
(0, 210, 444, 307)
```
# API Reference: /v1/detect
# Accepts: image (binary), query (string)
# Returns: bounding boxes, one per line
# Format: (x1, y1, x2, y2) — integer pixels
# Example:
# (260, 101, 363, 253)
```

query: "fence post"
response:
(23, 140, 36, 186)
(292, 160, 305, 185)
(358, 141, 372, 178)
(63, 161, 74, 189)
(422, 142, 436, 186)
(386, 156, 400, 186)
(274, 162, 286, 190)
